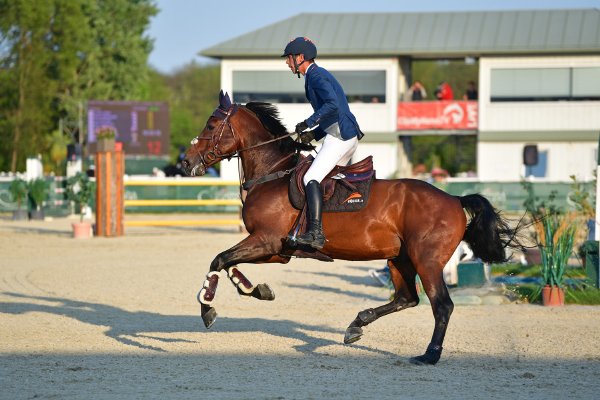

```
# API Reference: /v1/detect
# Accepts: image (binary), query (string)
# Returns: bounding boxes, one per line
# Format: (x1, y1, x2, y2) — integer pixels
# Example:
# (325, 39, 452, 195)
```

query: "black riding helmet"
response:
(282, 37, 317, 78)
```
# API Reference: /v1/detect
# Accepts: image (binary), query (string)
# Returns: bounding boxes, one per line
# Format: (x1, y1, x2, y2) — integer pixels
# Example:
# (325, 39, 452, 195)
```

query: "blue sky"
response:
(147, 0, 600, 73)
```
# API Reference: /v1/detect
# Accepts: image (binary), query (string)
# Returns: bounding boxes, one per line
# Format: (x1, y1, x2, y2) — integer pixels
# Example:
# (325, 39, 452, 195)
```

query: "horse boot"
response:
(295, 180, 326, 249)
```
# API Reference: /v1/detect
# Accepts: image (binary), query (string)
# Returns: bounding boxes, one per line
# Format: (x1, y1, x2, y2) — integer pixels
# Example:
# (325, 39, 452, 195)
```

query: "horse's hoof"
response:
(201, 307, 217, 329)
(344, 326, 363, 344)
(253, 283, 275, 301)
(409, 347, 442, 365)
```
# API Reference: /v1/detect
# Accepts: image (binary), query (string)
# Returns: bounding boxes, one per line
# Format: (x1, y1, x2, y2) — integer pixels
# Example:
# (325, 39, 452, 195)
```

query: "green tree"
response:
(0, 0, 157, 172)
(0, 0, 56, 172)
(140, 63, 221, 161)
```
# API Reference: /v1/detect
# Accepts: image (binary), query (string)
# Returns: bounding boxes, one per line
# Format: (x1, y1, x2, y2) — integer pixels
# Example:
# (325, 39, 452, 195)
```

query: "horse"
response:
(182, 91, 521, 365)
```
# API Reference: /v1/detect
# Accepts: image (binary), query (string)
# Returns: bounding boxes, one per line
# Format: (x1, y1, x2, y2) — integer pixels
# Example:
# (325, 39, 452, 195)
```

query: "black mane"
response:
(245, 102, 314, 153)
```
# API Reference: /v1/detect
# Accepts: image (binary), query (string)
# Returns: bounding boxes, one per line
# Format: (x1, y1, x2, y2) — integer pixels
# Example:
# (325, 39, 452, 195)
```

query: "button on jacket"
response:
(304, 64, 363, 141)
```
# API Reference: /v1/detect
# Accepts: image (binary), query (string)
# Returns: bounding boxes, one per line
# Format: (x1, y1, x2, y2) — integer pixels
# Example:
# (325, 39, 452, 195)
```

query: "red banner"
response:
(397, 101, 478, 130)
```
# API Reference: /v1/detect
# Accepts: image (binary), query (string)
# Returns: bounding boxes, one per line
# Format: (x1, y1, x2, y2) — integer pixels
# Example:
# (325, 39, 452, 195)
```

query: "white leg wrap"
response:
(228, 267, 255, 295)
(197, 271, 220, 306)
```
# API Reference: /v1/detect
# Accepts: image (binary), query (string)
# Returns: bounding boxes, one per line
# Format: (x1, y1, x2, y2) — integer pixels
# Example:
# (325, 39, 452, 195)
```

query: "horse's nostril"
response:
(182, 159, 189, 168)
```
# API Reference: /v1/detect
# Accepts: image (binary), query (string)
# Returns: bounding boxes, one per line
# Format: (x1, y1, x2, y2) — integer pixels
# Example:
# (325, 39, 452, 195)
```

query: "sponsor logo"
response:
(342, 192, 363, 205)
(442, 103, 464, 124)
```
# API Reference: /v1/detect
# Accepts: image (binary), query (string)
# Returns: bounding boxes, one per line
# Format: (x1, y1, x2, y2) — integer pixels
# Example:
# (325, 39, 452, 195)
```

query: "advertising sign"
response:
(397, 101, 478, 130)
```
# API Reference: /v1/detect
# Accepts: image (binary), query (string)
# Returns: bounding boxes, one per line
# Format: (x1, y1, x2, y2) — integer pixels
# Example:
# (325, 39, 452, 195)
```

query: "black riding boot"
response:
(296, 180, 326, 249)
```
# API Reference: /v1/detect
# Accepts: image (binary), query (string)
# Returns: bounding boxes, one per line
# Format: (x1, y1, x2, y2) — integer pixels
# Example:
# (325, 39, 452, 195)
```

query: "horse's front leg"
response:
(197, 234, 283, 329)
(226, 266, 276, 300)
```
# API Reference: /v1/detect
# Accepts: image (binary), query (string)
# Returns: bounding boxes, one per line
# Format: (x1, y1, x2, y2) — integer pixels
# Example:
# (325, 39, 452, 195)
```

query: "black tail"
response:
(459, 194, 525, 263)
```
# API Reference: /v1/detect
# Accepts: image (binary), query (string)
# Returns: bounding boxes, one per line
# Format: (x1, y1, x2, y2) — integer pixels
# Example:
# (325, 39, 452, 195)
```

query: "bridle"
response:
(189, 104, 296, 175)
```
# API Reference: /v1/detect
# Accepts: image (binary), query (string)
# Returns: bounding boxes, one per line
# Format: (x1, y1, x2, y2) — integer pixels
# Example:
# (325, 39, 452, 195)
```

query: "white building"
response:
(201, 9, 600, 182)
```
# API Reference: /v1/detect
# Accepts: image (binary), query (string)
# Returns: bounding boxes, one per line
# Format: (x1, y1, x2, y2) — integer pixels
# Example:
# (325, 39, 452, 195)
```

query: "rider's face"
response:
(285, 54, 303, 73)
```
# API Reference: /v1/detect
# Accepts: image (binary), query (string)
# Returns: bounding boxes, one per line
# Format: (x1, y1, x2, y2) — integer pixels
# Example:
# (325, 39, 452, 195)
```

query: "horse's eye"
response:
(207, 124, 214, 131)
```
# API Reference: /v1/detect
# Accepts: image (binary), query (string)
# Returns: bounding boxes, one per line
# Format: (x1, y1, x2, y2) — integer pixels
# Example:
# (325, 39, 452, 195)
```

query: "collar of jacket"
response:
(304, 63, 316, 77)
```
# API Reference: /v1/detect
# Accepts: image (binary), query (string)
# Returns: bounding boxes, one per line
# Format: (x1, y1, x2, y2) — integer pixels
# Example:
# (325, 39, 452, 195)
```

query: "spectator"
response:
(407, 80, 427, 101)
(463, 81, 478, 100)
(434, 81, 454, 100)
(430, 167, 449, 183)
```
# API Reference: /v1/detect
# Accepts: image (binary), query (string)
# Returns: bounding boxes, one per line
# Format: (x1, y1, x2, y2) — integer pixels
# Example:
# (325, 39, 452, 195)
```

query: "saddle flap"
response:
(289, 155, 375, 213)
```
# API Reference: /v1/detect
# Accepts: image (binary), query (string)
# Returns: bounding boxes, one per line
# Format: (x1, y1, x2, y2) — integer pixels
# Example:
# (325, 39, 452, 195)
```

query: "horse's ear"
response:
(220, 91, 232, 109)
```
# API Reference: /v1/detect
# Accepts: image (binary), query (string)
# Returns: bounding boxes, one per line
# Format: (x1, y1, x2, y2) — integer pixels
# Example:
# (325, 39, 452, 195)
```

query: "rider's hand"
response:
(295, 121, 309, 134)
(299, 130, 314, 144)
(295, 121, 313, 144)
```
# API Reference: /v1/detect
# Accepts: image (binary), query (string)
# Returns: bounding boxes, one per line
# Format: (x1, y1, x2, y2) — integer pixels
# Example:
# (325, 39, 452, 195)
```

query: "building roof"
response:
(201, 9, 600, 59)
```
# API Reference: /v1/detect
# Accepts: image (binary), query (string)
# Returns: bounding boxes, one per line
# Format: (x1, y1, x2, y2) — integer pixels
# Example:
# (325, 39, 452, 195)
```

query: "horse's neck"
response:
(240, 145, 294, 180)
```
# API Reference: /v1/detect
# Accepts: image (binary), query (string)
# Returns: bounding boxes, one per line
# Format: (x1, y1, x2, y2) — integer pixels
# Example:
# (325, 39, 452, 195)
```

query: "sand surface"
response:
(1, 216, 599, 399)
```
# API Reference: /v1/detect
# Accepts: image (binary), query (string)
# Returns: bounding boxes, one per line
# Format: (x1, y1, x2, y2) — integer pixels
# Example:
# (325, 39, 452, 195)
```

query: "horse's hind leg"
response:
(344, 256, 419, 344)
(409, 270, 454, 365)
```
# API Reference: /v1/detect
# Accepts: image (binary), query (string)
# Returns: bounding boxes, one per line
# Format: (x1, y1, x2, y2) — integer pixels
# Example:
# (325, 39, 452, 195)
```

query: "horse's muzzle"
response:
(182, 159, 206, 177)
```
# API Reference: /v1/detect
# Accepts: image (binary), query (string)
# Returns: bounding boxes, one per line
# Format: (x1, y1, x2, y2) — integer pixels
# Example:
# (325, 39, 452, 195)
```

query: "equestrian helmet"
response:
(281, 37, 317, 60)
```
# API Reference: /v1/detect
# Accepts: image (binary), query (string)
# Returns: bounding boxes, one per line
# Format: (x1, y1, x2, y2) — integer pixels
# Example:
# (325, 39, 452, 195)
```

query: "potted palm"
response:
(9, 178, 29, 220)
(535, 212, 577, 306)
(28, 178, 48, 220)
(66, 172, 94, 238)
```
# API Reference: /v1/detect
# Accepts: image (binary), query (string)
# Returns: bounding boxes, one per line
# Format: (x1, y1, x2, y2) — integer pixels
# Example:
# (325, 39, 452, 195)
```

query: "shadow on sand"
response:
(0, 291, 395, 356)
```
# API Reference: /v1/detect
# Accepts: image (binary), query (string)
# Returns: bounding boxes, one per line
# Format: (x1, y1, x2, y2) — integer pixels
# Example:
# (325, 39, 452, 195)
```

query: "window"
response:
(525, 150, 547, 178)
(232, 70, 386, 104)
(490, 67, 600, 101)
(330, 71, 386, 103)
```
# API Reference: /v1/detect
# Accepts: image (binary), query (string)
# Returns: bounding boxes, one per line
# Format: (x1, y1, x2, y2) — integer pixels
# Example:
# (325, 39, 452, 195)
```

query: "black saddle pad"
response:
(289, 171, 375, 212)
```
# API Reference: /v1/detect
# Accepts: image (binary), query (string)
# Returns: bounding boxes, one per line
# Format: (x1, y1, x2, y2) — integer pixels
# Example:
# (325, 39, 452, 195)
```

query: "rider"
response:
(282, 37, 364, 250)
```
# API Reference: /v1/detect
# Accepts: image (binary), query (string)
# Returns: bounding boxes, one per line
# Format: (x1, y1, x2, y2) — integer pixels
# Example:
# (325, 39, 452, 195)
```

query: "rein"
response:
(241, 153, 299, 191)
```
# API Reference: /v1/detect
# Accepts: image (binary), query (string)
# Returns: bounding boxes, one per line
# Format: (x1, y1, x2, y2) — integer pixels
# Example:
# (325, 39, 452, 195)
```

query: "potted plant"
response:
(9, 178, 29, 220)
(521, 181, 560, 265)
(95, 126, 116, 152)
(568, 174, 595, 240)
(535, 212, 577, 306)
(66, 172, 94, 238)
(28, 178, 48, 220)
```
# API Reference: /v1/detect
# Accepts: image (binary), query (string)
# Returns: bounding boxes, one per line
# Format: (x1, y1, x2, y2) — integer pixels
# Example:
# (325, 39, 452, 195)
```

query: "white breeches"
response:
(303, 134, 359, 185)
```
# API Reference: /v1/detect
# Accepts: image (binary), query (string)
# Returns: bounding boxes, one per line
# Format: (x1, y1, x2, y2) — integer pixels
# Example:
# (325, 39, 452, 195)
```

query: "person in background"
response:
(407, 80, 427, 101)
(434, 81, 454, 100)
(463, 81, 478, 100)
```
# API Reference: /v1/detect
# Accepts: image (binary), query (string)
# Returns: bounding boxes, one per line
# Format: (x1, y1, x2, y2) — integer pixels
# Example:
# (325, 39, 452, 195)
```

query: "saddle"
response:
(289, 155, 375, 212)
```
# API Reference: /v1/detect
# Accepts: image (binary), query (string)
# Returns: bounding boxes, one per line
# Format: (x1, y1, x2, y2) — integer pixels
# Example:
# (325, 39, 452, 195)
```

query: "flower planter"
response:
(12, 209, 29, 221)
(97, 138, 115, 152)
(72, 222, 92, 239)
(542, 285, 564, 307)
(29, 208, 45, 221)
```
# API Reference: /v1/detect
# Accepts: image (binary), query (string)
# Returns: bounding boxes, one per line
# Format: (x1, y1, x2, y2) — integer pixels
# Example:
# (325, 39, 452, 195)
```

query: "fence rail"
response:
(122, 179, 242, 228)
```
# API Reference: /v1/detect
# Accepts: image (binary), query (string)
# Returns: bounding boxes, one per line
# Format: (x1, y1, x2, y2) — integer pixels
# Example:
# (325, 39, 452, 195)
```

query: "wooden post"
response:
(95, 148, 124, 236)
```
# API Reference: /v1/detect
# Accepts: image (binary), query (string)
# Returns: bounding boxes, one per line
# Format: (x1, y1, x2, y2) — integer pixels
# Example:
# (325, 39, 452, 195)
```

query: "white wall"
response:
(478, 141, 598, 181)
(478, 56, 600, 181)
(479, 56, 600, 132)
(353, 142, 398, 179)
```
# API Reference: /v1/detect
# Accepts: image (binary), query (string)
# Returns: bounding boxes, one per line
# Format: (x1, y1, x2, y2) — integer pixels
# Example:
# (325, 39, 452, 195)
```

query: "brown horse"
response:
(182, 92, 520, 365)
